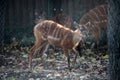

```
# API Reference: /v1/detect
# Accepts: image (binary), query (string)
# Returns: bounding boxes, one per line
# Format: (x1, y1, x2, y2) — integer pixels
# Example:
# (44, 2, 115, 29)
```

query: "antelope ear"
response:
(85, 21, 90, 26)
(82, 22, 90, 31)
(73, 21, 80, 29)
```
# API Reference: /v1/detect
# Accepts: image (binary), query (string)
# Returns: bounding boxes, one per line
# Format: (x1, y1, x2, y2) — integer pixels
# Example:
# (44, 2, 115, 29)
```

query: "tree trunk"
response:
(0, 0, 7, 53)
(108, 0, 120, 80)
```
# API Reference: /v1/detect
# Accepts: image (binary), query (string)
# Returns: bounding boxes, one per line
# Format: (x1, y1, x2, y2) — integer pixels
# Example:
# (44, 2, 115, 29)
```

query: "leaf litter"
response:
(0, 43, 108, 80)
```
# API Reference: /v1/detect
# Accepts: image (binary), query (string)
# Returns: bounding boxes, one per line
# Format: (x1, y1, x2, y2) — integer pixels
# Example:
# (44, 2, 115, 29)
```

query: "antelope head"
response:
(73, 21, 89, 38)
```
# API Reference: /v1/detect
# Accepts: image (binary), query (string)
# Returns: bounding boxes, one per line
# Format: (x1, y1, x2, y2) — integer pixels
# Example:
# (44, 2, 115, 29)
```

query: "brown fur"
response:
(29, 20, 83, 69)
(79, 4, 108, 47)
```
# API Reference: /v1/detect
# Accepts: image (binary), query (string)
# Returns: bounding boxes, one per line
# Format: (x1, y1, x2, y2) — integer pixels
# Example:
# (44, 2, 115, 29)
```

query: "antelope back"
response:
(80, 4, 108, 33)
(36, 20, 78, 48)
(52, 13, 72, 29)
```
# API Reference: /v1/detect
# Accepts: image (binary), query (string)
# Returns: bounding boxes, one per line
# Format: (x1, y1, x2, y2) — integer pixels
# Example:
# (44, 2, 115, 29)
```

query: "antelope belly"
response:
(47, 36, 61, 46)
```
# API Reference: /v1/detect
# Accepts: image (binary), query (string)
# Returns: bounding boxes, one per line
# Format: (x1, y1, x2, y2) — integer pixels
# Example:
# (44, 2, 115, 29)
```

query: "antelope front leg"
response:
(93, 29, 100, 50)
(68, 55, 70, 70)
(72, 48, 79, 66)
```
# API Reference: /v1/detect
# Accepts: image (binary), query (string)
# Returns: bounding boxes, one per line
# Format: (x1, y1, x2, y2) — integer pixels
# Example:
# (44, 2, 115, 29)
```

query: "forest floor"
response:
(0, 42, 108, 80)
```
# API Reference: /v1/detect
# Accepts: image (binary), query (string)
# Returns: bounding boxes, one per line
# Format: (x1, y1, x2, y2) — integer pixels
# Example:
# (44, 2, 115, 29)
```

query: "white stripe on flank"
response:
(52, 26, 58, 37)
(102, 5, 106, 15)
(47, 22, 53, 34)
(92, 10, 100, 21)
(60, 33, 69, 46)
(48, 36, 60, 41)
(87, 13, 96, 21)
(55, 27, 60, 38)
(97, 7, 102, 15)
(39, 31, 47, 40)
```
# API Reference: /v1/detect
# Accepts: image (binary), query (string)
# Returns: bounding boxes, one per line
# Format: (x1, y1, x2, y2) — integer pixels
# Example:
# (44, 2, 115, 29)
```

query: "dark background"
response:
(1, 0, 107, 46)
